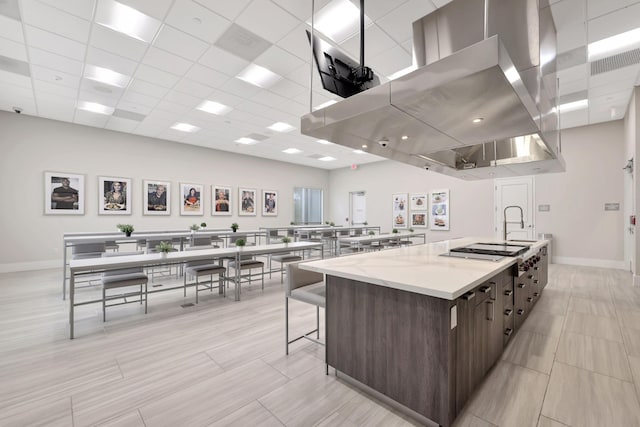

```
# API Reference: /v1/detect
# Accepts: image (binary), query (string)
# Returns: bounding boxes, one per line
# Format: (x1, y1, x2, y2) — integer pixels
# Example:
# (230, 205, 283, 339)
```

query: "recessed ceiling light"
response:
(314, 99, 338, 110)
(317, 139, 332, 145)
(236, 64, 281, 88)
(283, 148, 302, 154)
(78, 101, 114, 115)
(588, 27, 640, 61)
(84, 65, 131, 88)
(197, 100, 232, 115)
(95, 0, 161, 43)
(361, 144, 367, 148)
(268, 122, 295, 132)
(472, 117, 484, 123)
(401, 135, 409, 140)
(235, 137, 258, 145)
(309, 0, 372, 43)
(353, 150, 364, 154)
(171, 122, 200, 133)
(387, 65, 416, 80)
(554, 99, 588, 113)
(318, 156, 336, 161)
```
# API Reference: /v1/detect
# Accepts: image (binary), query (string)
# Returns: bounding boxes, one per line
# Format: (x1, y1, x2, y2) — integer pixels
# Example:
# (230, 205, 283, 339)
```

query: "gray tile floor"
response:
(0, 264, 638, 426)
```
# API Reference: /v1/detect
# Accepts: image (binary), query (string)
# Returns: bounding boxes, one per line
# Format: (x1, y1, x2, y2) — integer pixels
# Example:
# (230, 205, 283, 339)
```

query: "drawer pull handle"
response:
(527, 275, 533, 279)
(518, 283, 526, 288)
(533, 267, 539, 271)
(533, 280, 539, 284)
(504, 328, 513, 337)
(463, 291, 475, 301)
(504, 308, 513, 316)
(504, 289, 513, 296)
(517, 309, 525, 315)
(480, 286, 491, 294)
(527, 297, 533, 302)
(533, 292, 539, 297)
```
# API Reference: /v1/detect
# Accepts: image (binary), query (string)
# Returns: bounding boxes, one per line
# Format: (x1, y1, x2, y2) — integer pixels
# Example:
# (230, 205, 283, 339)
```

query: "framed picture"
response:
(143, 180, 170, 215)
(410, 194, 428, 211)
(212, 185, 232, 216)
(392, 193, 408, 229)
(262, 190, 278, 216)
(44, 171, 85, 215)
(430, 189, 450, 230)
(411, 212, 427, 228)
(98, 176, 131, 215)
(180, 183, 204, 216)
(239, 188, 257, 216)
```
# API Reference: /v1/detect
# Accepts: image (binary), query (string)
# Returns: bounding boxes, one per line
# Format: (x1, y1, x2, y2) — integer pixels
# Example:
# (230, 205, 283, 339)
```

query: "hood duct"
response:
(301, 0, 565, 180)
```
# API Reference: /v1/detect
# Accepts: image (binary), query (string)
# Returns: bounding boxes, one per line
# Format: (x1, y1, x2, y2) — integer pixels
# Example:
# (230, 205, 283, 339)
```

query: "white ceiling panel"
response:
(143, 46, 194, 76)
(80, 80, 124, 102)
(37, 0, 96, 20)
(587, 0, 640, 20)
(559, 108, 589, 128)
(37, 99, 76, 121)
(28, 47, 84, 76)
(128, 79, 169, 99)
(173, 78, 214, 98)
(589, 65, 640, 88)
(74, 109, 110, 127)
(349, 0, 410, 21)
(21, 0, 91, 43)
(269, 77, 307, 98)
(550, 0, 586, 28)
(235, 0, 300, 44)
(33, 79, 78, 99)
(587, 2, 640, 43)
(221, 77, 262, 99)
(89, 25, 149, 62)
(184, 64, 230, 88)
(273, 0, 331, 20)
(165, 0, 231, 43)
(377, 0, 436, 44)
(278, 23, 313, 61)
(558, 77, 587, 95)
(86, 46, 138, 76)
(193, 0, 253, 21)
(369, 45, 412, 77)
(206, 89, 245, 107)
(556, 22, 586, 53)
(254, 45, 306, 77)
(199, 45, 250, 77)
(589, 78, 637, 98)
(0, 14, 24, 43)
(154, 99, 191, 114)
(153, 25, 210, 61)
(0, 68, 31, 88)
(24, 25, 86, 61)
(116, 99, 153, 115)
(118, 0, 174, 20)
(134, 64, 181, 88)
(557, 63, 589, 84)
(341, 24, 399, 62)
(0, 36, 27, 61)
(163, 89, 201, 108)
(105, 116, 139, 132)
(30, 65, 81, 89)
(120, 90, 161, 108)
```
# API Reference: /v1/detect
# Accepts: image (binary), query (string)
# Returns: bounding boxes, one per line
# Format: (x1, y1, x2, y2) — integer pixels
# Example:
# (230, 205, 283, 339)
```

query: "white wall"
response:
(328, 161, 496, 239)
(0, 112, 329, 272)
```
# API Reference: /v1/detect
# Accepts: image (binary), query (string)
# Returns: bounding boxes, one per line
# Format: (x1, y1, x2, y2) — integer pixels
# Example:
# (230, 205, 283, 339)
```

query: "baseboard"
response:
(553, 256, 626, 270)
(0, 259, 59, 273)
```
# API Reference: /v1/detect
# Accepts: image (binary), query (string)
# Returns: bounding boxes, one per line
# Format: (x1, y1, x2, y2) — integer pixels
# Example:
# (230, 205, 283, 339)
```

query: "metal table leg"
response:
(69, 272, 75, 339)
(63, 241, 67, 300)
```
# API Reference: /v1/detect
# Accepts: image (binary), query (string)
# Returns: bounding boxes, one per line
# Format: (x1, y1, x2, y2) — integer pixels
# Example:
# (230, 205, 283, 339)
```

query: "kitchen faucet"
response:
(503, 205, 524, 240)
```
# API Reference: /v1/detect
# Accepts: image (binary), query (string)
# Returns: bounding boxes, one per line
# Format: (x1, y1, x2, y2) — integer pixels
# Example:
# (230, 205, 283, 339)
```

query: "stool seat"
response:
(290, 282, 325, 307)
(228, 259, 264, 269)
(185, 264, 226, 276)
(271, 254, 302, 263)
(102, 272, 148, 288)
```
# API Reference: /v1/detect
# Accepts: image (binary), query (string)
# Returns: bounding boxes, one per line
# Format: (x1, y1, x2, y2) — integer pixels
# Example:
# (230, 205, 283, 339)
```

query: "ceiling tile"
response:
(557, 63, 589, 83)
(341, 24, 398, 61)
(206, 89, 245, 107)
(165, 0, 231, 43)
(86, 46, 138, 76)
(589, 64, 640, 88)
(254, 45, 306, 77)
(221, 78, 262, 98)
(556, 22, 586, 54)
(120, 90, 161, 108)
(557, 46, 587, 71)
(163, 90, 201, 108)
(128, 79, 170, 98)
(25, 25, 86, 61)
(153, 25, 209, 61)
(37, 0, 96, 20)
(589, 78, 637, 98)
(588, 2, 640, 43)
(269, 77, 307, 98)
(80, 80, 124, 101)
(273, 0, 331, 20)
(558, 108, 588, 128)
(118, 0, 174, 20)
(235, 0, 300, 44)
(349, 0, 409, 21)
(143, 46, 194, 76)
(550, 0, 586, 28)
(21, 0, 91, 43)
(114, 100, 153, 116)
(0, 14, 24, 43)
(33, 79, 78, 99)
(30, 65, 81, 89)
(173, 78, 214, 98)
(0, 0, 21, 21)
(0, 68, 31, 88)
(214, 23, 273, 62)
(185, 64, 230, 88)
(192, 0, 252, 20)
(74, 109, 110, 127)
(558, 77, 588, 95)
(28, 47, 84, 76)
(587, 0, 639, 19)
(377, 0, 436, 44)
(135, 64, 181, 88)
(105, 116, 140, 132)
(199, 45, 250, 76)
(278, 23, 313, 61)
(0, 36, 27, 61)
(89, 25, 149, 62)
(369, 45, 412, 77)
(37, 98, 76, 121)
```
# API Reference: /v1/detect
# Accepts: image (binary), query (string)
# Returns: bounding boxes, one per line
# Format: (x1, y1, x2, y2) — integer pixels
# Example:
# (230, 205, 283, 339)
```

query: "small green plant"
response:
(281, 236, 292, 244)
(231, 222, 239, 232)
(409, 228, 414, 232)
(190, 224, 200, 231)
(200, 222, 207, 228)
(155, 241, 173, 253)
(290, 221, 295, 225)
(117, 224, 134, 235)
(329, 221, 335, 226)
(234, 238, 246, 247)
(363, 221, 368, 226)
(368, 230, 375, 235)
(392, 229, 399, 234)
(325, 221, 329, 225)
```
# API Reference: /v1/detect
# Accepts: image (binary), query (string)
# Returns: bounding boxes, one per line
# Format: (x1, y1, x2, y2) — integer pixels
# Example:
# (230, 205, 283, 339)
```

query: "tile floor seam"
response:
(137, 408, 147, 427)
(70, 395, 75, 427)
(552, 360, 636, 385)
(557, 328, 627, 345)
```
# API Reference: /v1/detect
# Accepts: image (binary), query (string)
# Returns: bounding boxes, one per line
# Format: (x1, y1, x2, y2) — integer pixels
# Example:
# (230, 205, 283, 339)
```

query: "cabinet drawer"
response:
(502, 282, 514, 307)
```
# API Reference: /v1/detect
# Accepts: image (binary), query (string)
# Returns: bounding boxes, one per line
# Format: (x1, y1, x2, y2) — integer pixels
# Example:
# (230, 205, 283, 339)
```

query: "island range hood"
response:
(301, 0, 565, 180)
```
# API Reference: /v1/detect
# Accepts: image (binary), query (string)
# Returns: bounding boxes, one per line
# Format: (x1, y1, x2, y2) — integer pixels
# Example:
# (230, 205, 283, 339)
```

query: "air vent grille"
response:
(591, 48, 640, 75)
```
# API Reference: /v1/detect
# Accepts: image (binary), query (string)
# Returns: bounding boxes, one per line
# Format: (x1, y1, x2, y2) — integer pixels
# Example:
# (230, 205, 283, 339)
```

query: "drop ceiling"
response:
(0, 0, 638, 170)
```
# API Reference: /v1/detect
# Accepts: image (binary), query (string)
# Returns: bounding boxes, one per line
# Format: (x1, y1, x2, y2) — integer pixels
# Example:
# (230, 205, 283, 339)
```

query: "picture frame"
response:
(44, 171, 85, 215)
(98, 176, 131, 215)
(410, 194, 428, 211)
(392, 193, 408, 229)
(411, 212, 427, 228)
(143, 180, 170, 215)
(180, 183, 204, 216)
(238, 188, 257, 216)
(262, 190, 278, 216)
(430, 189, 450, 231)
(212, 185, 232, 216)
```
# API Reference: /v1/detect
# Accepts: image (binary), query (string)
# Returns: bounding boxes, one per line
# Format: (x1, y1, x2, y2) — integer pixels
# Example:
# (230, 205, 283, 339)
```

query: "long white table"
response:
(68, 241, 322, 339)
(336, 231, 427, 255)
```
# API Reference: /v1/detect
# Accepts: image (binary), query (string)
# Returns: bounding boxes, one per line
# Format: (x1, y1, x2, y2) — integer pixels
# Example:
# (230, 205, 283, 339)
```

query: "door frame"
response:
(349, 191, 366, 225)
(494, 176, 536, 240)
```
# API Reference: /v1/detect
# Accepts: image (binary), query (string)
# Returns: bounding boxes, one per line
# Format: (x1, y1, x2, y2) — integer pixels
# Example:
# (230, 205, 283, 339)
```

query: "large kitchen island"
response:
(301, 237, 549, 427)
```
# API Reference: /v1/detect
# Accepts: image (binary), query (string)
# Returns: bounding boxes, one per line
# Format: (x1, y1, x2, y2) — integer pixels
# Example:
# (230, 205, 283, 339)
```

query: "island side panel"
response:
(326, 275, 456, 426)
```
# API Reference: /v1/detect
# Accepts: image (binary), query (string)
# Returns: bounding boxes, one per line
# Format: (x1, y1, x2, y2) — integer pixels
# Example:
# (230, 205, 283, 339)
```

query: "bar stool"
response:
(183, 248, 226, 303)
(270, 253, 303, 283)
(100, 252, 147, 321)
(228, 254, 264, 291)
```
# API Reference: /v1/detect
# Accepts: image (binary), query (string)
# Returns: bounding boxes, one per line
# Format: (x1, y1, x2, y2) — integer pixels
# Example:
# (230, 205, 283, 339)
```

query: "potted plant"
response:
(117, 224, 134, 237)
(368, 230, 375, 235)
(200, 222, 207, 229)
(363, 221, 368, 226)
(409, 228, 414, 232)
(235, 238, 246, 250)
(231, 222, 239, 233)
(281, 236, 292, 247)
(392, 229, 399, 234)
(155, 241, 173, 257)
(330, 221, 335, 226)
(290, 221, 295, 225)
(189, 224, 200, 233)
(325, 221, 329, 225)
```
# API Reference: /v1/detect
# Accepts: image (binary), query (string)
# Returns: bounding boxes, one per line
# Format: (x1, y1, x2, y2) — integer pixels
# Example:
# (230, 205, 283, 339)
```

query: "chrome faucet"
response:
(503, 205, 524, 240)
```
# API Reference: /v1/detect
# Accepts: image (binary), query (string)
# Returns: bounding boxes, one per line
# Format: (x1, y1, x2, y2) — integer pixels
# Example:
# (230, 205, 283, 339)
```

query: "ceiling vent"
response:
(113, 109, 146, 122)
(591, 48, 640, 75)
(0, 54, 30, 77)
(306, 154, 324, 159)
(214, 24, 272, 62)
(245, 132, 269, 141)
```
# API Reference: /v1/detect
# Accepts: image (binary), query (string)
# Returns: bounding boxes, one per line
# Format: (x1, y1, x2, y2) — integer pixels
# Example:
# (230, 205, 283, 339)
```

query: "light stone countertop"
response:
(300, 237, 549, 300)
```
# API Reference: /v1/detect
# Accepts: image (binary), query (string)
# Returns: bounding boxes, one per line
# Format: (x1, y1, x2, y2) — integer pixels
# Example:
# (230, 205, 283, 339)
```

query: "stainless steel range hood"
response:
(301, 0, 565, 180)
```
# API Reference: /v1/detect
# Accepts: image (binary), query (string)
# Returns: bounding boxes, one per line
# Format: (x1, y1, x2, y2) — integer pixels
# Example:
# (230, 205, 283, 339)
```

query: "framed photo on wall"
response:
(239, 188, 257, 216)
(410, 194, 427, 211)
(392, 193, 408, 229)
(44, 171, 85, 215)
(430, 189, 450, 230)
(212, 185, 232, 216)
(262, 190, 278, 216)
(411, 212, 427, 228)
(143, 180, 170, 215)
(180, 183, 204, 216)
(98, 176, 131, 215)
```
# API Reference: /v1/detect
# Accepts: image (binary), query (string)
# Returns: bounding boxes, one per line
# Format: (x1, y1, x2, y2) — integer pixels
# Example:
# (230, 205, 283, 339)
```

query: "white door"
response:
(624, 164, 634, 273)
(350, 191, 366, 225)
(495, 177, 535, 240)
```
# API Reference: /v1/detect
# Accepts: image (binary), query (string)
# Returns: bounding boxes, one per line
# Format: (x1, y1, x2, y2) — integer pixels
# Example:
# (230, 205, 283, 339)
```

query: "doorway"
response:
(624, 160, 634, 273)
(495, 177, 535, 240)
(350, 191, 366, 225)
